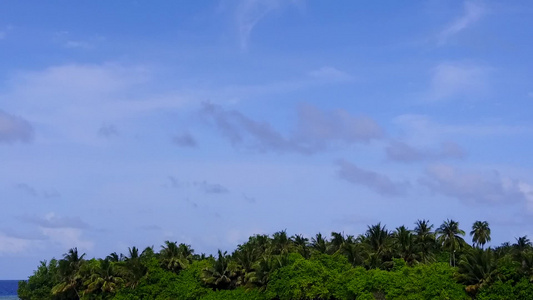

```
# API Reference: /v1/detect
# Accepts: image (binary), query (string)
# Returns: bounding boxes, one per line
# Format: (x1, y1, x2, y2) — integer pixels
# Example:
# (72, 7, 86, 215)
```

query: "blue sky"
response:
(1, 0, 533, 279)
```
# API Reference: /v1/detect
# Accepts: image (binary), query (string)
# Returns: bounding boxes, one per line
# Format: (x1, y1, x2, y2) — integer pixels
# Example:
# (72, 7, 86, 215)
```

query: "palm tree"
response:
(122, 246, 147, 288)
(392, 226, 418, 266)
(52, 247, 86, 299)
(414, 219, 436, 263)
(233, 243, 257, 287)
(457, 248, 497, 296)
(83, 259, 125, 297)
(366, 223, 390, 254)
(202, 250, 237, 290)
(271, 230, 292, 255)
(246, 255, 275, 290)
(330, 231, 348, 254)
(310, 233, 329, 254)
(106, 252, 124, 262)
(470, 221, 491, 249)
(436, 219, 466, 266)
(160, 241, 192, 273)
(291, 234, 310, 259)
(126, 246, 140, 260)
(340, 241, 367, 267)
(363, 223, 392, 269)
(512, 236, 532, 266)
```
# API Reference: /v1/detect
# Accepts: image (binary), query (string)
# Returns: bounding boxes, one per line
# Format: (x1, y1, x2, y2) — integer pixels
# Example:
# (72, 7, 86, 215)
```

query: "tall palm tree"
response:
(414, 219, 436, 263)
(310, 233, 329, 254)
(52, 247, 86, 299)
(365, 223, 391, 255)
(364, 223, 392, 269)
(470, 221, 491, 249)
(392, 226, 418, 266)
(436, 219, 466, 266)
(512, 236, 532, 266)
(233, 243, 257, 287)
(83, 259, 125, 297)
(122, 246, 147, 288)
(271, 230, 292, 255)
(330, 231, 348, 254)
(340, 241, 367, 267)
(202, 250, 237, 290)
(160, 241, 192, 273)
(291, 234, 310, 259)
(106, 252, 124, 262)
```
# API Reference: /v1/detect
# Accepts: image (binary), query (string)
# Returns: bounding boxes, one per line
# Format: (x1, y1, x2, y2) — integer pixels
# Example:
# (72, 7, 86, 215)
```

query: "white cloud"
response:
(0, 234, 32, 254)
(8, 64, 150, 104)
(40, 227, 94, 251)
(438, 1, 485, 45)
(0, 63, 191, 145)
(518, 182, 533, 212)
(427, 62, 489, 101)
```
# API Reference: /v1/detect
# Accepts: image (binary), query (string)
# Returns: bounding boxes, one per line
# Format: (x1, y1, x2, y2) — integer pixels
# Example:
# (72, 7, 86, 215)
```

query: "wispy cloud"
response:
(294, 103, 384, 148)
(0, 233, 32, 254)
(20, 212, 89, 229)
(426, 62, 489, 101)
(14, 183, 38, 197)
(235, 0, 303, 50)
(201, 102, 383, 154)
(336, 160, 410, 196)
(217, 66, 353, 102)
(438, 1, 485, 45)
(195, 181, 230, 194)
(419, 164, 532, 208)
(17, 213, 93, 251)
(14, 183, 61, 198)
(166, 176, 229, 194)
(64, 40, 93, 49)
(386, 141, 465, 163)
(308, 66, 354, 82)
(0, 25, 13, 40)
(0, 110, 34, 144)
(393, 114, 533, 140)
(172, 133, 197, 148)
(98, 123, 119, 138)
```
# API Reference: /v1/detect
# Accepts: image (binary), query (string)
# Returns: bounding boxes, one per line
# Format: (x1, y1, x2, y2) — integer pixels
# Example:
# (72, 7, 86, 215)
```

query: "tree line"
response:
(18, 219, 533, 299)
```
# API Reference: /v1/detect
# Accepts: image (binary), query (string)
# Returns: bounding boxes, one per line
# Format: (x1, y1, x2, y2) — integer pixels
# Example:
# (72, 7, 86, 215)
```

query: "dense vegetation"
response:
(18, 219, 533, 299)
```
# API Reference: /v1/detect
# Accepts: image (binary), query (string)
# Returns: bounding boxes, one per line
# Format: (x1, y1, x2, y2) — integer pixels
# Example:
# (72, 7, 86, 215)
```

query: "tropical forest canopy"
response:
(18, 219, 533, 299)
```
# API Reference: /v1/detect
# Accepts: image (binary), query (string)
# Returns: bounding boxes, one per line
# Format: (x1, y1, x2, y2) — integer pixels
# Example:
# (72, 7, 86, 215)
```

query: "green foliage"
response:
(265, 253, 344, 300)
(477, 278, 533, 300)
(18, 222, 533, 300)
(201, 288, 267, 300)
(18, 259, 62, 300)
(340, 262, 468, 300)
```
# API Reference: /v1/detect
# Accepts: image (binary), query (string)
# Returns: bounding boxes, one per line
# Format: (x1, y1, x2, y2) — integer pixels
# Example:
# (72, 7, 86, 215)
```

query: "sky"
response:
(1, 0, 533, 279)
